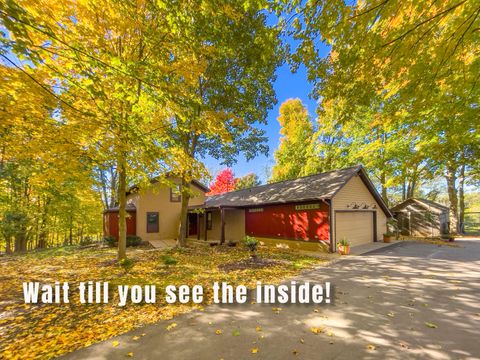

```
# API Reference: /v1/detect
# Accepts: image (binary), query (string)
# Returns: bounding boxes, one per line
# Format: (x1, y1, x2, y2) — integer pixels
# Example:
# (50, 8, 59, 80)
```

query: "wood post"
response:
(220, 207, 225, 244)
(204, 211, 208, 241)
(197, 214, 200, 240)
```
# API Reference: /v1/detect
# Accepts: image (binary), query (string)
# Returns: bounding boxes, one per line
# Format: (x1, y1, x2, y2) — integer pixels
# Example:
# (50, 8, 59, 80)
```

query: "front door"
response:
(188, 213, 198, 236)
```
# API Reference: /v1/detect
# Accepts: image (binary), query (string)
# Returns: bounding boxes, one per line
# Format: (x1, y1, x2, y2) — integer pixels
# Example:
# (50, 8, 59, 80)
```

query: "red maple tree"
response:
(207, 168, 237, 195)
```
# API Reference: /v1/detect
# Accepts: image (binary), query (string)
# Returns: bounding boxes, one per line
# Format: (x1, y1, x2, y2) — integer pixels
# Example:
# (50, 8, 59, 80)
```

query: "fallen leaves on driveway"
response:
(424, 322, 438, 328)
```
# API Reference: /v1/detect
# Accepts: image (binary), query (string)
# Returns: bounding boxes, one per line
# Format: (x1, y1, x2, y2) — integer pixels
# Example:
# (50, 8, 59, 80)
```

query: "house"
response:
(391, 198, 449, 237)
(103, 179, 209, 242)
(188, 165, 392, 252)
(103, 166, 392, 252)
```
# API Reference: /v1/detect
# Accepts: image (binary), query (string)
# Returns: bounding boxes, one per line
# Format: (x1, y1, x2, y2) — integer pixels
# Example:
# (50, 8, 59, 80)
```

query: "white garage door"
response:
(335, 212, 374, 247)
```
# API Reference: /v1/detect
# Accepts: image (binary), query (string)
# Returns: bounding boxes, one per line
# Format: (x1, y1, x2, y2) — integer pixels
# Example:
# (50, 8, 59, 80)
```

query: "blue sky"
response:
(204, 44, 328, 183)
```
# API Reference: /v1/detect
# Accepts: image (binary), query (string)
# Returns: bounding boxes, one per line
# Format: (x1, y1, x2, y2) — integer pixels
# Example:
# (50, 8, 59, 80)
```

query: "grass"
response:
(0, 243, 325, 359)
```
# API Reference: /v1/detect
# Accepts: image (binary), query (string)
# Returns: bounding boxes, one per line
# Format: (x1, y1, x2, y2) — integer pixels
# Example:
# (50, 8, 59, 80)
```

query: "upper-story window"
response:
(170, 185, 181, 202)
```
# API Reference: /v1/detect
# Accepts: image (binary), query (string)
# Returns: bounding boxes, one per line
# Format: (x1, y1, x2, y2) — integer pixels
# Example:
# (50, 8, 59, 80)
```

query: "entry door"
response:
(188, 213, 198, 236)
(335, 211, 374, 247)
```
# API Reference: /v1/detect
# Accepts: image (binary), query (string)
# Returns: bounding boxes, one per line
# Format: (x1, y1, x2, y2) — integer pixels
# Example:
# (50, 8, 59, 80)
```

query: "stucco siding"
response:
(206, 209, 245, 242)
(133, 181, 206, 242)
(333, 175, 388, 243)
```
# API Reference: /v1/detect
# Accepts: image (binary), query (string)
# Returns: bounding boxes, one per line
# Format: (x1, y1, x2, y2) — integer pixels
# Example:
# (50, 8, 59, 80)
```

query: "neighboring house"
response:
(189, 165, 392, 252)
(103, 166, 392, 252)
(391, 198, 449, 237)
(103, 179, 209, 242)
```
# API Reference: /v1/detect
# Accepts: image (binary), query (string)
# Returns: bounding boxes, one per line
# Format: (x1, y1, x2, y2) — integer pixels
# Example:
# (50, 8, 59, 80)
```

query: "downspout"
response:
(327, 199, 335, 253)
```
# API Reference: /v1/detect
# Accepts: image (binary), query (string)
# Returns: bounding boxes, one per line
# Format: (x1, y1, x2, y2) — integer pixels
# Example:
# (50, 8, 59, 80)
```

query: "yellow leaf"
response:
(132, 336, 140, 341)
(251, 348, 258, 354)
(367, 344, 376, 350)
(127, 352, 134, 357)
(166, 323, 177, 331)
(255, 326, 262, 332)
(310, 327, 323, 334)
(112, 340, 120, 347)
(215, 329, 222, 335)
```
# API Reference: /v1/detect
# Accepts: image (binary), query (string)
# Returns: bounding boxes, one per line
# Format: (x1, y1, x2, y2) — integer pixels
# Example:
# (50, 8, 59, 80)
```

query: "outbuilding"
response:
(391, 198, 449, 237)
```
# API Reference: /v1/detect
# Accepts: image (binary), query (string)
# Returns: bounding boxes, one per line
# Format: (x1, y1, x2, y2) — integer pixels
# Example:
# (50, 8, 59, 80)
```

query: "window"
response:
(146, 212, 159, 233)
(206, 211, 212, 230)
(170, 186, 181, 202)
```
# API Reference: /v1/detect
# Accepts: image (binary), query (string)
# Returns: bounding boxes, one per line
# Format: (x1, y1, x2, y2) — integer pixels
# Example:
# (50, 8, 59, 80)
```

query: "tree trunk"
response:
(5, 238, 12, 254)
(117, 153, 127, 260)
(380, 171, 388, 205)
(176, 178, 190, 248)
(458, 163, 465, 234)
(445, 164, 459, 234)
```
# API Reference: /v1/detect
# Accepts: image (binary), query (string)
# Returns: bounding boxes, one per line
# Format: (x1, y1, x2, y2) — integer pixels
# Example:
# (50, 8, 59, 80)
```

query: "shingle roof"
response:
(391, 198, 448, 214)
(205, 165, 367, 208)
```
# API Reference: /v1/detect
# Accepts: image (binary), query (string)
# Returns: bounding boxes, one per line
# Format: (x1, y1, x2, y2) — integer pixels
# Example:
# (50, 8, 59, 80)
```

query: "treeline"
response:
(270, 1, 480, 233)
(0, 0, 280, 257)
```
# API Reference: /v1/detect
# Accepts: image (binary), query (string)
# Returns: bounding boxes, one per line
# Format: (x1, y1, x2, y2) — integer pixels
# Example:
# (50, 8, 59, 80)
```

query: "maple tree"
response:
(207, 169, 237, 195)
(270, 99, 315, 182)
(235, 173, 261, 190)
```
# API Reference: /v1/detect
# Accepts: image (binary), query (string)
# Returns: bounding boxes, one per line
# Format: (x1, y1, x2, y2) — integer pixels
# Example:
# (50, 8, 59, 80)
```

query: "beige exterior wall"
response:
(127, 180, 206, 242)
(333, 174, 388, 245)
(206, 208, 245, 242)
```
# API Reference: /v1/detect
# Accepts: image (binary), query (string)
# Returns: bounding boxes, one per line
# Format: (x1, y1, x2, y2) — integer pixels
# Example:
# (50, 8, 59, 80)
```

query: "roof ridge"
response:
(207, 165, 363, 198)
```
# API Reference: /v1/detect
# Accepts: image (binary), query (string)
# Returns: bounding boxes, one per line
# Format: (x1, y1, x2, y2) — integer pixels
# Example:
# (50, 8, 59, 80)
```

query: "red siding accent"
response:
(103, 211, 136, 240)
(245, 202, 329, 241)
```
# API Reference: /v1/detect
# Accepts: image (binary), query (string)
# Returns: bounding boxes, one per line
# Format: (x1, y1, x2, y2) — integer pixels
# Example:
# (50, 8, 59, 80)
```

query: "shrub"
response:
(103, 236, 116, 247)
(160, 254, 178, 266)
(119, 258, 135, 273)
(79, 236, 94, 246)
(126, 235, 142, 247)
(338, 238, 350, 247)
(244, 236, 259, 257)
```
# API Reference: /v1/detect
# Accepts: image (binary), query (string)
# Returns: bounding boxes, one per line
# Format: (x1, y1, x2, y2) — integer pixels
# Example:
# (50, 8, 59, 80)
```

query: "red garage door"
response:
(245, 202, 329, 241)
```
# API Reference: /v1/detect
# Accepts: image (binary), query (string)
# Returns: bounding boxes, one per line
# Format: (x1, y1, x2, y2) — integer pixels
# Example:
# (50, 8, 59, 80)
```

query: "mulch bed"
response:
(219, 257, 282, 272)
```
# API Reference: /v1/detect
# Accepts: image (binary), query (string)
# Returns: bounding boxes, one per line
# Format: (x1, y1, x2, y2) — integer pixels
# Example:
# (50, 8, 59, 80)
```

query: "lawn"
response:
(0, 243, 326, 359)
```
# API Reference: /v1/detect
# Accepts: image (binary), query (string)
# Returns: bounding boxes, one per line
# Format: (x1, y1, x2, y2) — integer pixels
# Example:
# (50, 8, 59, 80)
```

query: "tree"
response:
(1, 0, 184, 258)
(286, 0, 480, 228)
(270, 99, 314, 182)
(161, 1, 281, 247)
(207, 169, 237, 195)
(235, 173, 261, 190)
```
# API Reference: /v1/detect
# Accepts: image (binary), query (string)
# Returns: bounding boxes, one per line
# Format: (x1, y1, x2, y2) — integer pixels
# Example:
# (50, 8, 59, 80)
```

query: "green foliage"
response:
(118, 258, 135, 274)
(338, 238, 350, 247)
(243, 235, 259, 253)
(160, 254, 178, 266)
(234, 173, 261, 190)
(126, 235, 142, 247)
(103, 236, 116, 248)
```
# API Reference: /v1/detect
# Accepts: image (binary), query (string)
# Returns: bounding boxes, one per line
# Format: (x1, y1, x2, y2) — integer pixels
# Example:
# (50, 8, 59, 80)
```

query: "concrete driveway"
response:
(63, 240, 480, 360)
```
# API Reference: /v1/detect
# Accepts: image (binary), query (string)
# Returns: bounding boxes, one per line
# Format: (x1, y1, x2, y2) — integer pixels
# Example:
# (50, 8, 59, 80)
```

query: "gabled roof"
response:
(391, 198, 448, 214)
(127, 177, 209, 195)
(204, 165, 392, 217)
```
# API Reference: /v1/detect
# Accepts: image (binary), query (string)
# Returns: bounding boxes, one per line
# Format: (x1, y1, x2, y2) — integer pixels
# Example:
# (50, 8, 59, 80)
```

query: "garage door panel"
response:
(336, 212, 374, 246)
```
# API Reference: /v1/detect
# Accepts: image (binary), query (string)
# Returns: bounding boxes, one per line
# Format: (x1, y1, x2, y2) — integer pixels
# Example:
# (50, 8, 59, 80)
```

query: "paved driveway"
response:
(64, 240, 480, 360)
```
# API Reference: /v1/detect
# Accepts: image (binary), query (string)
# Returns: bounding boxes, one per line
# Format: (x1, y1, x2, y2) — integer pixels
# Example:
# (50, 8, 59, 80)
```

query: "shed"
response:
(391, 198, 449, 237)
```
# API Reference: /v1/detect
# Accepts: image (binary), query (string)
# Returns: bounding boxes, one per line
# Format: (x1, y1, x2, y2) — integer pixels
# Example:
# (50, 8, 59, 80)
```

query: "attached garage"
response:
(193, 165, 392, 252)
(335, 211, 375, 246)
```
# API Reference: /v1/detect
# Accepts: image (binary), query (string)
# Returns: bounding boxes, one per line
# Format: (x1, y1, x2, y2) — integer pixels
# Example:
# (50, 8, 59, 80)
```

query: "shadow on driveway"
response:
(63, 240, 480, 360)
